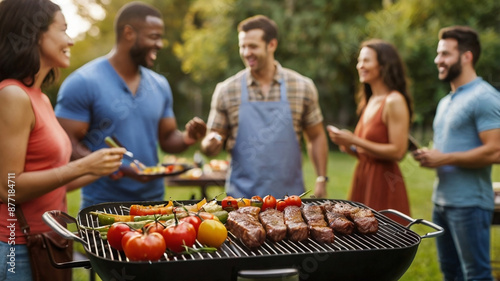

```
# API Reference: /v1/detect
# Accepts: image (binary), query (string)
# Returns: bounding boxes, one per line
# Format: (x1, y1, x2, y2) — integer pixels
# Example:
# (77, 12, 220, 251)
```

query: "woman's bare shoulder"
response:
(0, 85, 33, 125)
(0, 84, 31, 104)
(386, 91, 406, 104)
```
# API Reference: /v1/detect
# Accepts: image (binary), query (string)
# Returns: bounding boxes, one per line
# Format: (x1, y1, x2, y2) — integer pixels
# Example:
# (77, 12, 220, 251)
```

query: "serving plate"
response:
(120, 159, 192, 177)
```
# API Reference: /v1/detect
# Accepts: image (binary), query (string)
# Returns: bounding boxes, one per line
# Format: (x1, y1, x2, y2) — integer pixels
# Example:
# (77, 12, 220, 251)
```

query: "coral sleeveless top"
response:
(0, 79, 71, 244)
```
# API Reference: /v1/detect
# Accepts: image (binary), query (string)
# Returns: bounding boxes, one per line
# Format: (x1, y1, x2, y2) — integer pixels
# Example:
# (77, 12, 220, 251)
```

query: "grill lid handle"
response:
(379, 209, 444, 239)
(43, 210, 88, 245)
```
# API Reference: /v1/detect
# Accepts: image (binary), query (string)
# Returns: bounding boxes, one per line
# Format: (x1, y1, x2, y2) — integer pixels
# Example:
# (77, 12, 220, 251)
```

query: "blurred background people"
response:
(413, 26, 500, 281)
(327, 39, 413, 224)
(0, 0, 125, 280)
(200, 15, 329, 199)
(55, 2, 206, 210)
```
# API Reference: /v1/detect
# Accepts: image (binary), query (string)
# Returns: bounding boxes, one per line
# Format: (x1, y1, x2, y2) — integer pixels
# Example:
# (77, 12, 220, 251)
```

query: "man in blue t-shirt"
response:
(55, 2, 206, 209)
(414, 26, 500, 281)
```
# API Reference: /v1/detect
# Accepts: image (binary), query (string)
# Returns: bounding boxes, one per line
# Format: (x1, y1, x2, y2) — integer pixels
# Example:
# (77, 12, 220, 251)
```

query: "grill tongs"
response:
(104, 136, 146, 172)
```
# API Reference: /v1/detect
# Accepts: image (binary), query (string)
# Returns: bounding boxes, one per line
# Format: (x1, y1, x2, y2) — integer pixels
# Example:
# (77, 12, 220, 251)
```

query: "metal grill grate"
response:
(76, 199, 421, 263)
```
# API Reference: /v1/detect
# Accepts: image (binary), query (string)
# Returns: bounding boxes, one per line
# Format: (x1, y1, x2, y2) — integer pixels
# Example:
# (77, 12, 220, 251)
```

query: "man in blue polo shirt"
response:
(414, 26, 500, 281)
(55, 2, 206, 209)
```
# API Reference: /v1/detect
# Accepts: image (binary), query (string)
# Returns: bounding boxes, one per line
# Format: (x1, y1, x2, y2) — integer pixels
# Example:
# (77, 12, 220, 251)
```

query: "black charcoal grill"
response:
(43, 199, 443, 281)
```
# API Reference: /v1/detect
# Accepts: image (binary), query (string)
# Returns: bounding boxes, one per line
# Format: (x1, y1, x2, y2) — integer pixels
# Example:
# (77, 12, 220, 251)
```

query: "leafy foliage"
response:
(51, 0, 500, 134)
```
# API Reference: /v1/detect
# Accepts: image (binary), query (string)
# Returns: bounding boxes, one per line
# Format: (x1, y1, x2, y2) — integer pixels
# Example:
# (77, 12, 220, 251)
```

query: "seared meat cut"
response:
(324, 211, 354, 235)
(323, 202, 360, 220)
(258, 208, 287, 242)
(322, 202, 378, 235)
(301, 204, 327, 225)
(283, 205, 309, 242)
(351, 208, 378, 234)
(235, 206, 261, 218)
(308, 226, 334, 243)
(226, 208, 266, 248)
(301, 204, 334, 243)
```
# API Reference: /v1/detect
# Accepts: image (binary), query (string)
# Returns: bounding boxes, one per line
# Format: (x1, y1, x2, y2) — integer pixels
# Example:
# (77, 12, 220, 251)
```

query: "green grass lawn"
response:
(66, 150, 500, 281)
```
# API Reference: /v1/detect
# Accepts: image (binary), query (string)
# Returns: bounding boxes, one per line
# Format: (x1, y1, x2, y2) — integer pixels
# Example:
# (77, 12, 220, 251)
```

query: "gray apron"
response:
(226, 73, 305, 198)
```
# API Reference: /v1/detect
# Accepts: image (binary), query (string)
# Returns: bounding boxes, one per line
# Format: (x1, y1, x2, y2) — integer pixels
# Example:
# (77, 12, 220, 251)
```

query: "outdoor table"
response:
(165, 171, 227, 199)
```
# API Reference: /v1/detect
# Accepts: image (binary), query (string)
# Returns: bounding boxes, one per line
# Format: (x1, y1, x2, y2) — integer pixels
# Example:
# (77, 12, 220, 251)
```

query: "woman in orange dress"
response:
(328, 39, 413, 224)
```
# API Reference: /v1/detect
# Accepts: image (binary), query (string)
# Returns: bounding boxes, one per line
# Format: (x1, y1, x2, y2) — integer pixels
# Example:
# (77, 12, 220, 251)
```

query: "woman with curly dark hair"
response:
(328, 39, 413, 224)
(0, 0, 125, 280)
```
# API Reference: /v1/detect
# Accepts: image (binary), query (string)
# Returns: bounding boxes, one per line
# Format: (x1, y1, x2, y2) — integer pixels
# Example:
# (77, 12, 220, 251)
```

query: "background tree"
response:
(50, 0, 500, 146)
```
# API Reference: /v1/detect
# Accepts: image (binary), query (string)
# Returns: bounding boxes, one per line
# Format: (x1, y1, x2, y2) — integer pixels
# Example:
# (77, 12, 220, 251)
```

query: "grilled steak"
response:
(324, 211, 354, 235)
(301, 204, 327, 225)
(226, 208, 266, 248)
(323, 202, 360, 220)
(322, 202, 378, 235)
(283, 205, 309, 242)
(301, 204, 334, 243)
(258, 208, 287, 242)
(236, 206, 261, 218)
(351, 208, 378, 234)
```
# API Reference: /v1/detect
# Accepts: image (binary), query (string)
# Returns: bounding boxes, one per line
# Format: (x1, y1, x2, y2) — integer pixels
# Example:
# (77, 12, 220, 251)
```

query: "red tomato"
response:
(261, 195, 276, 211)
(285, 195, 302, 207)
(123, 232, 166, 261)
(107, 223, 131, 251)
(145, 221, 166, 234)
(121, 230, 142, 252)
(180, 215, 202, 233)
(276, 199, 288, 212)
(221, 196, 238, 211)
(162, 221, 197, 253)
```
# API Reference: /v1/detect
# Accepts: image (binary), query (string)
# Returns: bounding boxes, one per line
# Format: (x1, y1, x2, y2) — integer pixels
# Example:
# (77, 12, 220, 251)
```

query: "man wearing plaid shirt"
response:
(201, 15, 328, 199)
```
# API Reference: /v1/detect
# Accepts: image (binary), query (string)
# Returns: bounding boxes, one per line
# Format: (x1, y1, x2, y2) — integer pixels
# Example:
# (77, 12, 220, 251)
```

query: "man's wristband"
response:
(316, 176, 329, 183)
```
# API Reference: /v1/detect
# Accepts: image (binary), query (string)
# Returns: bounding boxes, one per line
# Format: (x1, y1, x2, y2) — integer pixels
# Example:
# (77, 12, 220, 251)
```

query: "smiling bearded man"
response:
(54, 2, 207, 209)
(413, 26, 500, 281)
